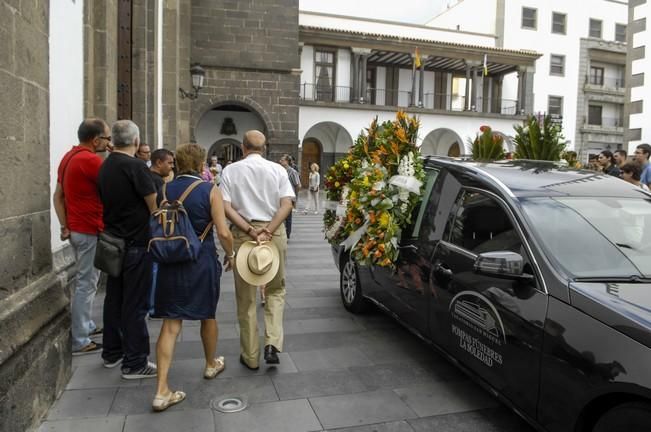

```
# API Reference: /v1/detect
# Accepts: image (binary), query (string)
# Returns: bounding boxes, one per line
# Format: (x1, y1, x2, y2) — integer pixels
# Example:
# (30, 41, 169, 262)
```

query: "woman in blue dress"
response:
(151, 143, 234, 412)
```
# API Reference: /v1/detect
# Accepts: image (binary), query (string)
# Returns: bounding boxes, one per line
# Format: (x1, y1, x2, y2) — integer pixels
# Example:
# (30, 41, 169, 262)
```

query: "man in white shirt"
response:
(220, 130, 294, 369)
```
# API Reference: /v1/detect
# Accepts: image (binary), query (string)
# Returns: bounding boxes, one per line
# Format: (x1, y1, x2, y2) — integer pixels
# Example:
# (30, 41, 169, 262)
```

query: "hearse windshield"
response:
(521, 197, 651, 279)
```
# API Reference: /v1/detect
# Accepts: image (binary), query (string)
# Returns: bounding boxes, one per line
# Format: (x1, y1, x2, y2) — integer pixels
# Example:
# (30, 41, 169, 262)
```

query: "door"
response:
(301, 140, 321, 186)
(430, 187, 547, 418)
(369, 168, 457, 336)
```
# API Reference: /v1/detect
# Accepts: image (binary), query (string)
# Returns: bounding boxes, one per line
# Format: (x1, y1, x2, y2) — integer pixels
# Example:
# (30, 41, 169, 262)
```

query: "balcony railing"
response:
(585, 76, 625, 90)
(586, 116, 624, 128)
(300, 83, 522, 116)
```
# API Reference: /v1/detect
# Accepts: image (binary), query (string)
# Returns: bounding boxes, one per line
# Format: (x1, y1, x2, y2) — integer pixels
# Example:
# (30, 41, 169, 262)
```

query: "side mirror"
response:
(474, 251, 533, 281)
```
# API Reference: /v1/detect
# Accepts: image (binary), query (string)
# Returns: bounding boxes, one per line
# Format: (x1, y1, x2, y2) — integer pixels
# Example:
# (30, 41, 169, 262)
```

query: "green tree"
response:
(513, 115, 566, 161)
(469, 125, 505, 162)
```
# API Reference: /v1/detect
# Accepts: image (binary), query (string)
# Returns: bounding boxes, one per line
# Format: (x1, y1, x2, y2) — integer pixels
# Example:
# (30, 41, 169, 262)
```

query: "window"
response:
(550, 54, 565, 75)
(552, 12, 566, 34)
(548, 96, 563, 116)
(615, 23, 627, 42)
(589, 18, 602, 38)
(314, 49, 336, 102)
(522, 7, 537, 29)
(409, 168, 441, 238)
(445, 191, 522, 255)
(589, 66, 604, 85)
(588, 105, 603, 125)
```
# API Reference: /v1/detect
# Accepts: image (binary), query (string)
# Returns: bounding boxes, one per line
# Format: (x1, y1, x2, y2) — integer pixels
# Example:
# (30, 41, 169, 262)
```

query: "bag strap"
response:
(177, 180, 204, 204)
(161, 182, 168, 203)
(60, 149, 85, 188)
(199, 222, 214, 241)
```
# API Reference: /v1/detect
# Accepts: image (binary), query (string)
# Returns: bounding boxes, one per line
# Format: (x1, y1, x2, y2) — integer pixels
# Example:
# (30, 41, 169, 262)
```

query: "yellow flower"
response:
(379, 212, 390, 228)
(362, 177, 370, 187)
(350, 191, 357, 200)
(335, 181, 340, 187)
(343, 163, 349, 169)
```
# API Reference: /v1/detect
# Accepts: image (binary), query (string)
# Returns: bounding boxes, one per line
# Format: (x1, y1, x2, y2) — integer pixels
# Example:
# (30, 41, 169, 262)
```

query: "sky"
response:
(299, 0, 450, 25)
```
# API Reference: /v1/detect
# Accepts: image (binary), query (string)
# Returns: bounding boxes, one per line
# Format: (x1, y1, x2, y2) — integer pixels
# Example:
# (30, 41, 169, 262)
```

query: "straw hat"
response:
(235, 241, 280, 286)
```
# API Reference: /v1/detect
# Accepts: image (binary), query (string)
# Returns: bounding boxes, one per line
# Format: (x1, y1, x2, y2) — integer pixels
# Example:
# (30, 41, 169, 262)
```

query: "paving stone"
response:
(407, 407, 533, 432)
(66, 363, 141, 390)
(310, 390, 418, 429)
(124, 408, 214, 432)
(272, 368, 368, 399)
(47, 388, 116, 420)
(324, 420, 415, 432)
(38, 416, 126, 432)
(290, 347, 373, 372)
(394, 380, 499, 417)
(184, 375, 279, 408)
(284, 317, 365, 335)
(216, 352, 298, 378)
(349, 361, 443, 391)
(286, 296, 344, 308)
(213, 399, 322, 432)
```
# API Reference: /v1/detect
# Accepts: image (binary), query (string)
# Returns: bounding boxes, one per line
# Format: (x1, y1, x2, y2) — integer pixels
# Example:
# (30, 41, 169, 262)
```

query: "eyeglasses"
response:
(99, 136, 112, 142)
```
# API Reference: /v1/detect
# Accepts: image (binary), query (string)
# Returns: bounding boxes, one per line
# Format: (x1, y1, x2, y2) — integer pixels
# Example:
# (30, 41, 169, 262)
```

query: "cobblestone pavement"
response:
(39, 209, 535, 432)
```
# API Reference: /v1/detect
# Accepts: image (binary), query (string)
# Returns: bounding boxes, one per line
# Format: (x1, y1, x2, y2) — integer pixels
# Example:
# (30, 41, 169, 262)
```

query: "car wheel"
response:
(340, 257, 367, 313)
(593, 402, 651, 432)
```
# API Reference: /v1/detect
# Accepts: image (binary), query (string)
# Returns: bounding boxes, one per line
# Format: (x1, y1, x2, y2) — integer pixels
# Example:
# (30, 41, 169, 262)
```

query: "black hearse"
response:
(332, 158, 651, 432)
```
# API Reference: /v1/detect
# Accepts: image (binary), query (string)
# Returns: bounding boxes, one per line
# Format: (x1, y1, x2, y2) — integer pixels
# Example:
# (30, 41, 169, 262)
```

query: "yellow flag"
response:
(414, 48, 422, 68)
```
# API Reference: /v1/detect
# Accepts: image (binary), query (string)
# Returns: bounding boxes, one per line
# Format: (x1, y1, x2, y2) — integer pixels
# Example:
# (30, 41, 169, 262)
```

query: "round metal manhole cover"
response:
(210, 396, 248, 413)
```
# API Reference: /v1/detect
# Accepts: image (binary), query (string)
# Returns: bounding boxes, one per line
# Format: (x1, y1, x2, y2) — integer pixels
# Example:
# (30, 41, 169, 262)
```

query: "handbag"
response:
(94, 231, 126, 277)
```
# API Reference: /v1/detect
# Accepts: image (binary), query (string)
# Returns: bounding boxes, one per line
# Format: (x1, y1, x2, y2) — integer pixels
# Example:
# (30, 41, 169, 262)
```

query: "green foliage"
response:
(513, 115, 567, 161)
(469, 125, 505, 162)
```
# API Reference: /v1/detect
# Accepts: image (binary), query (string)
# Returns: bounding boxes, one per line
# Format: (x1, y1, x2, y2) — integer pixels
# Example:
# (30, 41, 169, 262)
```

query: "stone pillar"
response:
(351, 52, 359, 102)
(132, 0, 156, 144)
(491, 75, 504, 114)
(418, 60, 425, 107)
(474, 68, 484, 112)
(84, 0, 119, 123)
(360, 54, 368, 103)
(464, 62, 471, 110)
(0, 1, 73, 431)
(517, 66, 534, 115)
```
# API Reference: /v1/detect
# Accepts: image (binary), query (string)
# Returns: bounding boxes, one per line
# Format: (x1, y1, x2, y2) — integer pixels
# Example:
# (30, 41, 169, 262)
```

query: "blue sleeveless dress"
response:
(152, 175, 222, 320)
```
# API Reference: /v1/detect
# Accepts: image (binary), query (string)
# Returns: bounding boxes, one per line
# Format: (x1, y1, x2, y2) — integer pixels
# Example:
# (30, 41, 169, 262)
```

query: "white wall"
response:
(49, 0, 85, 252)
(398, 68, 414, 106)
(629, 2, 651, 149)
(194, 110, 265, 150)
(375, 66, 387, 105)
(299, 105, 522, 155)
(336, 48, 351, 102)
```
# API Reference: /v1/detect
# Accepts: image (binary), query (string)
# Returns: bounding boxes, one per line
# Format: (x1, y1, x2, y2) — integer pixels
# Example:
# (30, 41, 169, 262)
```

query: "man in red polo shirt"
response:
(53, 118, 111, 355)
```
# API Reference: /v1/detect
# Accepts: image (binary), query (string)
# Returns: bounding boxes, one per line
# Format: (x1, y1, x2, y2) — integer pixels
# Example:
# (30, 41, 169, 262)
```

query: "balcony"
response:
(584, 76, 625, 96)
(581, 116, 624, 135)
(299, 83, 521, 117)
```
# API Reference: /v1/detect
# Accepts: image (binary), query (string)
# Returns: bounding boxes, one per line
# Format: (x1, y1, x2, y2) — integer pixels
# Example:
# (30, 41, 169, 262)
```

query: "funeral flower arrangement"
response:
(323, 112, 425, 267)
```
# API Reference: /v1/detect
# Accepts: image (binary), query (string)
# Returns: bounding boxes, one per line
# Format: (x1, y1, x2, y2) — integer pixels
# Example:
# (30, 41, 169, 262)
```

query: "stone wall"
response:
(0, 1, 72, 430)
(190, 0, 300, 160)
(84, 0, 119, 124)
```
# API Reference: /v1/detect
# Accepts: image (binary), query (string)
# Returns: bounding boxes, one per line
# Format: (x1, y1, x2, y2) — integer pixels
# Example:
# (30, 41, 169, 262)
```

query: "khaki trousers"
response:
(233, 221, 287, 368)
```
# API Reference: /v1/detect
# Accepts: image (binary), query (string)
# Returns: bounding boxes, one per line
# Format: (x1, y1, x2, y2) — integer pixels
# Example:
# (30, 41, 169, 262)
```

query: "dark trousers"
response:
(284, 210, 292, 239)
(102, 246, 152, 370)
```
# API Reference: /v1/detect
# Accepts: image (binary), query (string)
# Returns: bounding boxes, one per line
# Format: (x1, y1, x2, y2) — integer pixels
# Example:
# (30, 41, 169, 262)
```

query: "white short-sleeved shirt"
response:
(220, 154, 295, 222)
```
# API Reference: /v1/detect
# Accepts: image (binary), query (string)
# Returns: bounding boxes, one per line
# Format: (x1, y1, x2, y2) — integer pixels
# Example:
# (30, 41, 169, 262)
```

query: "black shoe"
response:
(239, 355, 259, 371)
(264, 345, 280, 364)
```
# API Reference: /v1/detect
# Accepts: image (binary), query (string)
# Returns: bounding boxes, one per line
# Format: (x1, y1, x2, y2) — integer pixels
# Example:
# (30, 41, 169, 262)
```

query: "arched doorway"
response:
(420, 128, 465, 156)
(195, 103, 266, 159)
(301, 122, 353, 183)
(301, 139, 321, 186)
(208, 138, 242, 165)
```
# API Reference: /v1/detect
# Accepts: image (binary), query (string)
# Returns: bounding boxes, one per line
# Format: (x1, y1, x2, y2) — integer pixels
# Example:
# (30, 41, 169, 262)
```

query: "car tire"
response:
(340, 256, 367, 313)
(592, 401, 651, 432)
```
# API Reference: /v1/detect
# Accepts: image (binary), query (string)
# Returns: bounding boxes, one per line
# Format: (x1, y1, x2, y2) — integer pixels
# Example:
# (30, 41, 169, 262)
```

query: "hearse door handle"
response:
(434, 263, 453, 278)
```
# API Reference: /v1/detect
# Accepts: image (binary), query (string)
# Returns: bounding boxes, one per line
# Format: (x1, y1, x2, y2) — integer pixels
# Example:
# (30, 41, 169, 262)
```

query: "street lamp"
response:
(179, 63, 205, 100)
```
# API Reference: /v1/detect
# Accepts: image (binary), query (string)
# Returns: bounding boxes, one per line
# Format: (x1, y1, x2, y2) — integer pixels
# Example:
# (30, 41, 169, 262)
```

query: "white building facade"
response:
(428, 0, 629, 160)
(627, 0, 650, 148)
(297, 11, 540, 184)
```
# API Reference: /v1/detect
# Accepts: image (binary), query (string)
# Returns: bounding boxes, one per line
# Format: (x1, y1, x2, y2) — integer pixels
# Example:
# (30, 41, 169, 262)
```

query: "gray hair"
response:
(112, 120, 140, 148)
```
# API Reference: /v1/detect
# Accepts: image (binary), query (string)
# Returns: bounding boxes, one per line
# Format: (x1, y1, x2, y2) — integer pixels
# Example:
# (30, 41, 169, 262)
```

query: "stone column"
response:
(132, 0, 156, 144)
(351, 52, 359, 102)
(464, 62, 471, 110)
(418, 59, 425, 107)
(491, 75, 503, 114)
(361, 54, 368, 103)
(517, 66, 534, 115)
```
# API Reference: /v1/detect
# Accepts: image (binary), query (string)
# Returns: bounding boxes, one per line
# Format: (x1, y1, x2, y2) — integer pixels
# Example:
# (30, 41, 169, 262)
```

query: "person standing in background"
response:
(53, 118, 111, 356)
(305, 163, 320, 215)
(613, 149, 627, 168)
(136, 143, 152, 167)
(279, 154, 300, 239)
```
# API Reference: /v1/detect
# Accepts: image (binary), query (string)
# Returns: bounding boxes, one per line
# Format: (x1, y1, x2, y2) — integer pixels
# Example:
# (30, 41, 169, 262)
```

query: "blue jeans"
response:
(70, 232, 100, 351)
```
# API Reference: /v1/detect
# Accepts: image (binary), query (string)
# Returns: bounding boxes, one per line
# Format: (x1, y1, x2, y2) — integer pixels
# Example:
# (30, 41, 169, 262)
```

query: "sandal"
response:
(204, 356, 226, 379)
(152, 390, 186, 412)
